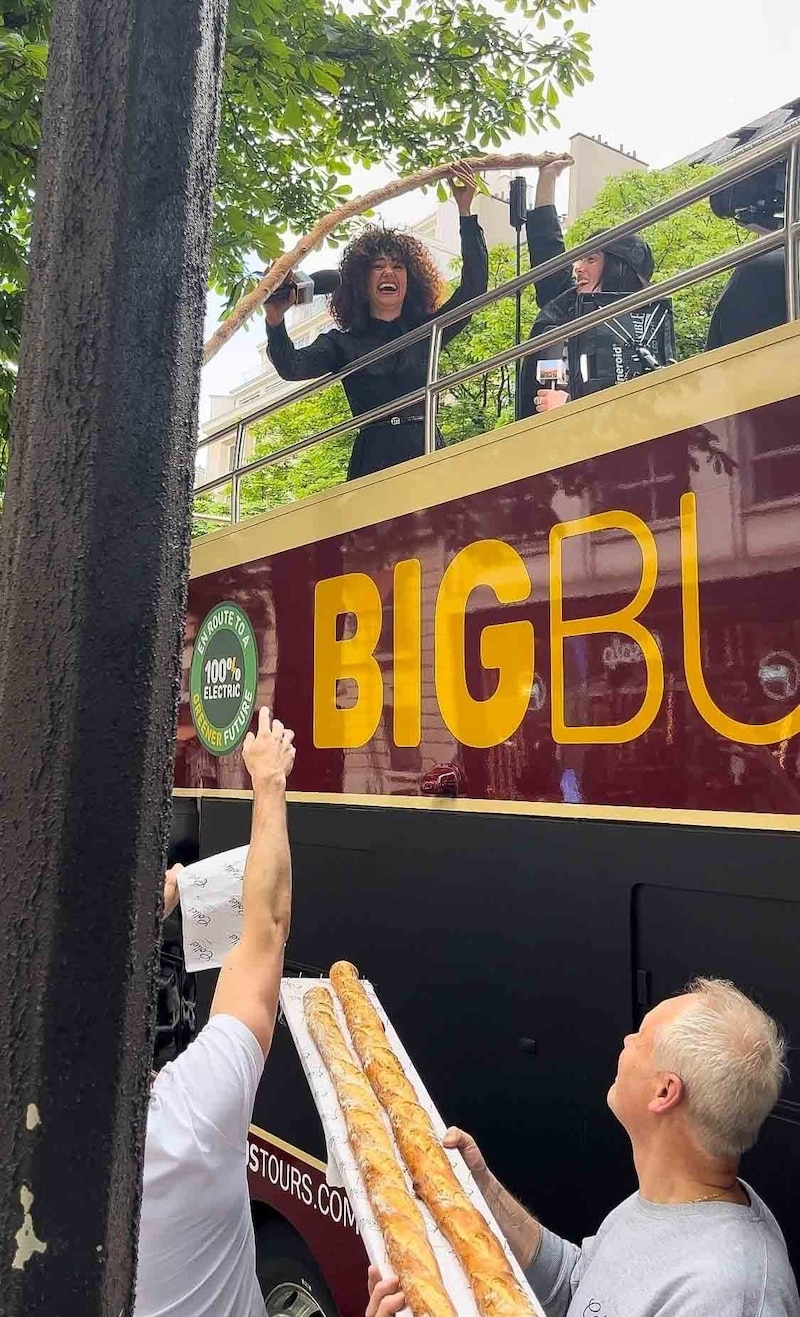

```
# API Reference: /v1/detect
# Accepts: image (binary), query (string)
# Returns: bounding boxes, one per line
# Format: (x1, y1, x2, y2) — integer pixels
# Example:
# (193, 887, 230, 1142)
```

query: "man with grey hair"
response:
(366, 978, 800, 1317)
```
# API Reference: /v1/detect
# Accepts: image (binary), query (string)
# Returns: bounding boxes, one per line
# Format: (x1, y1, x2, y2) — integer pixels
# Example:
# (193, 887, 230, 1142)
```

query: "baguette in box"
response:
(303, 985, 456, 1317)
(330, 961, 538, 1317)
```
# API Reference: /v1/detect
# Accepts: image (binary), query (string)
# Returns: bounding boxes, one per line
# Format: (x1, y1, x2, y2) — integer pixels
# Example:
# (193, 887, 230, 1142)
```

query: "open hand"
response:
(449, 162, 479, 215)
(442, 1126, 490, 1192)
(242, 707, 296, 790)
(533, 153, 573, 210)
(537, 154, 572, 180)
(366, 1265, 405, 1316)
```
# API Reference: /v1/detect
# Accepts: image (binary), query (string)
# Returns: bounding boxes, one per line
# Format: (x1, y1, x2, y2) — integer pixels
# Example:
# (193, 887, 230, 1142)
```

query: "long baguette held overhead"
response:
(304, 986, 456, 1317)
(330, 962, 538, 1317)
(202, 151, 572, 364)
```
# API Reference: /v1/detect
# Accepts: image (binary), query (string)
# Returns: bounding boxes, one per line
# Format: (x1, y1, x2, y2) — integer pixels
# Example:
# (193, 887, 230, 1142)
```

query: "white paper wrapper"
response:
(280, 976, 545, 1317)
(176, 847, 249, 972)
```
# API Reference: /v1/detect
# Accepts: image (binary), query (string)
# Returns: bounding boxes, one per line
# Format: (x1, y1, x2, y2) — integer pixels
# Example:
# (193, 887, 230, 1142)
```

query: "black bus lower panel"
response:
(184, 797, 800, 1275)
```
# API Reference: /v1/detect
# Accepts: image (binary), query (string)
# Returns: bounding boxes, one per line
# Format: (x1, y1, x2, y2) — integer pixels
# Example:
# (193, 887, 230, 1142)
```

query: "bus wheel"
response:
(256, 1217, 338, 1317)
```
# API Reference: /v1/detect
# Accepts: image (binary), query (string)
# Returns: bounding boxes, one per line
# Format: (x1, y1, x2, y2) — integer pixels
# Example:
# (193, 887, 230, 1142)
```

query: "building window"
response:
(747, 427, 800, 506)
(593, 443, 687, 523)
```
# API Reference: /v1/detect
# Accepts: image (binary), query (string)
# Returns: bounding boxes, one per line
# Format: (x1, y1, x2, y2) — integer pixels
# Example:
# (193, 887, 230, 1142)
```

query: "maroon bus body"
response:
(177, 394, 800, 816)
(247, 1129, 366, 1312)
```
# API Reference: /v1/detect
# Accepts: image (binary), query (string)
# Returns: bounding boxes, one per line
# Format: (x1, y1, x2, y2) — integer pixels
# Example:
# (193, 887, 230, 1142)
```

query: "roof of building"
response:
(679, 96, 800, 166)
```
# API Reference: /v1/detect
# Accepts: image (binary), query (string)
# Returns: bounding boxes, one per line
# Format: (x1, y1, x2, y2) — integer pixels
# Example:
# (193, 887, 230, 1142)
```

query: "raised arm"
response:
(210, 707, 296, 1056)
(437, 164, 489, 348)
(526, 158, 573, 309)
(444, 1127, 581, 1317)
(264, 282, 342, 381)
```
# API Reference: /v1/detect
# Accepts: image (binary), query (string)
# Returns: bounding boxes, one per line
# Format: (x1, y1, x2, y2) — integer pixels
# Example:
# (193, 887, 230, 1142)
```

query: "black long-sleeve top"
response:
(706, 249, 786, 350)
(265, 215, 488, 423)
(518, 205, 578, 418)
(525, 202, 574, 307)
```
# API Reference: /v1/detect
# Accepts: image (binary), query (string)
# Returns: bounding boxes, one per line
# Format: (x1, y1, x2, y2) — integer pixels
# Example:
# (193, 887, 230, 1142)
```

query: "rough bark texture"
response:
(0, 0, 227, 1311)
(203, 151, 572, 363)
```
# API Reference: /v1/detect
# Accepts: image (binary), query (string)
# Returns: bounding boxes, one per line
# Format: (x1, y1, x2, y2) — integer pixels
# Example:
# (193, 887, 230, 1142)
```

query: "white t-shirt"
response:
(134, 1015, 266, 1317)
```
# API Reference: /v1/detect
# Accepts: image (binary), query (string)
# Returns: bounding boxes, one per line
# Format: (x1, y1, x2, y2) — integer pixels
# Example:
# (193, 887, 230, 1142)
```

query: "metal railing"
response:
(194, 120, 800, 523)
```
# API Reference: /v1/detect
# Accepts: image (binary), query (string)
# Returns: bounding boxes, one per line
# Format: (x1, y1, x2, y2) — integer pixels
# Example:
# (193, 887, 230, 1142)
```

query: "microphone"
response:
(308, 269, 340, 296)
(509, 176, 527, 232)
(266, 268, 341, 307)
(536, 359, 567, 390)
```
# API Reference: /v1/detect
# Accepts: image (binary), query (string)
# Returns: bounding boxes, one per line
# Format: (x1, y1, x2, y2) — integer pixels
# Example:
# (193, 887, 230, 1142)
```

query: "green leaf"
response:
(258, 35, 291, 57)
(0, 0, 600, 455)
(311, 66, 341, 94)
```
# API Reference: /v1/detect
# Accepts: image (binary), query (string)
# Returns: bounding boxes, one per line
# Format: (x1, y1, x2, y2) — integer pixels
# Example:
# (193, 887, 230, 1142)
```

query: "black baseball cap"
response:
(584, 230, 654, 286)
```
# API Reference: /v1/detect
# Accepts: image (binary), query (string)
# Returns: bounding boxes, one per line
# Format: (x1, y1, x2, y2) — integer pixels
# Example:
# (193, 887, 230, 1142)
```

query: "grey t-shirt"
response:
(525, 1184, 800, 1317)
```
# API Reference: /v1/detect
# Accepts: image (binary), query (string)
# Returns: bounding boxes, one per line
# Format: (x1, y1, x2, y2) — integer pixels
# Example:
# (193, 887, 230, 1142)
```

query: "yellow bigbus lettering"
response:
(313, 573, 383, 749)
(435, 540, 533, 749)
(681, 492, 800, 744)
(393, 558, 422, 748)
(550, 510, 663, 744)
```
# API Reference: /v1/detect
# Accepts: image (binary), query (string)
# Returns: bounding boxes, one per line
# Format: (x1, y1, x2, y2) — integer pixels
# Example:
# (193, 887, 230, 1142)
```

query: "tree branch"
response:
(203, 151, 571, 363)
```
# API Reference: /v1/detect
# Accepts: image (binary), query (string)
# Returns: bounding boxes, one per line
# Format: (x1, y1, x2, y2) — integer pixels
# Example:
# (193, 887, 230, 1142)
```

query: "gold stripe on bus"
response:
(191, 321, 800, 580)
(248, 1123, 327, 1173)
(174, 786, 252, 798)
(172, 787, 800, 833)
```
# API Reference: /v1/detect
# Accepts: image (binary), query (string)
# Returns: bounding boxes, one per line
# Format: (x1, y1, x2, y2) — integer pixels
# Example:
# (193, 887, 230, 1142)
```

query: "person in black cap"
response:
(518, 158, 655, 418)
(264, 164, 488, 481)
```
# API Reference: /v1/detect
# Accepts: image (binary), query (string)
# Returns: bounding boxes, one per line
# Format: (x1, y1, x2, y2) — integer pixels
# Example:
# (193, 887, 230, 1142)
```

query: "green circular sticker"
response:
(190, 602, 258, 755)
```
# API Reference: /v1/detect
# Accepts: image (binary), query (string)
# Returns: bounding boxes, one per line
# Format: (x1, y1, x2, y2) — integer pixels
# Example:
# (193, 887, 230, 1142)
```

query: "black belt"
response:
(367, 413, 425, 427)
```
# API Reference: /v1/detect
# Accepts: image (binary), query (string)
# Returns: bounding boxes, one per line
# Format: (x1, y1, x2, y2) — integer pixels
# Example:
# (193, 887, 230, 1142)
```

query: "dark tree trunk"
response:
(0, 0, 227, 1310)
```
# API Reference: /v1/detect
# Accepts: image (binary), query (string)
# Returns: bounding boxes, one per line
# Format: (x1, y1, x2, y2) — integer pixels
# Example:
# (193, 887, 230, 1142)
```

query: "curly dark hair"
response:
(330, 227, 446, 334)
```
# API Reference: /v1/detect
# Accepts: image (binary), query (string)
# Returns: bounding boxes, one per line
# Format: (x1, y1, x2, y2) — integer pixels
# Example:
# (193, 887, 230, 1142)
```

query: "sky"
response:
(200, 0, 800, 416)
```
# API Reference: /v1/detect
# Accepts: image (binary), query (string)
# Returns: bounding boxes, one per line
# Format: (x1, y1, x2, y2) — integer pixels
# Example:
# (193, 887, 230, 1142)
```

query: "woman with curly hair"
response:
(265, 165, 487, 480)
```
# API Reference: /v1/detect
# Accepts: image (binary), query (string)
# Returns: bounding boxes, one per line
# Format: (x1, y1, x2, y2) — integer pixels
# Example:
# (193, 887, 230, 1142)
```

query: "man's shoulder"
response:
(588, 1193, 799, 1315)
(593, 1191, 640, 1232)
(167, 1013, 262, 1065)
(150, 1016, 263, 1116)
(688, 1213, 799, 1317)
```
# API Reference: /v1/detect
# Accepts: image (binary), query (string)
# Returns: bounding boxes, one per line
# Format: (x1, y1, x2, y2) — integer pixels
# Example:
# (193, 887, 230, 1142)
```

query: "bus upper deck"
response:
(191, 118, 800, 535)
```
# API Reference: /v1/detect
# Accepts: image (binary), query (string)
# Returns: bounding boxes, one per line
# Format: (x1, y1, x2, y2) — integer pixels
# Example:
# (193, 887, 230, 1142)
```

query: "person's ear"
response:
(648, 1072, 683, 1115)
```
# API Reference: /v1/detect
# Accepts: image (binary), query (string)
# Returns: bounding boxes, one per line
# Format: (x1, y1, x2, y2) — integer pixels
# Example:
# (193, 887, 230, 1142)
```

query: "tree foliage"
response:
(0, 0, 595, 488)
(192, 384, 353, 535)
(213, 0, 593, 297)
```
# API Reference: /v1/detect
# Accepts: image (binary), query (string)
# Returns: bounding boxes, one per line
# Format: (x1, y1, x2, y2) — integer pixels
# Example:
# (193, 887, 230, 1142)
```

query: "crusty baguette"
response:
(330, 961, 538, 1317)
(304, 986, 456, 1317)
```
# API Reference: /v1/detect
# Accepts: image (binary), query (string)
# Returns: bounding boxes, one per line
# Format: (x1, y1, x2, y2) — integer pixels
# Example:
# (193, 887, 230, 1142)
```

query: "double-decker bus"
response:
(171, 123, 800, 1316)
